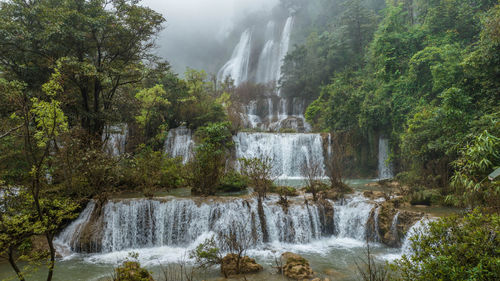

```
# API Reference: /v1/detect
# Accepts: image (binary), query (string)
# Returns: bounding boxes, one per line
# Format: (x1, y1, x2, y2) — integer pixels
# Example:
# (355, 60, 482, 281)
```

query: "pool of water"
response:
(0, 238, 402, 281)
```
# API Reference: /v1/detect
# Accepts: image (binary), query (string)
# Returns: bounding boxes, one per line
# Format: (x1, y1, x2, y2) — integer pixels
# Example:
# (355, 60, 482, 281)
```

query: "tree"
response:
(393, 209, 500, 281)
(448, 130, 500, 209)
(4, 71, 79, 281)
(188, 122, 233, 196)
(240, 157, 274, 242)
(0, 0, 165, 136)
(301, 157, 324, 201)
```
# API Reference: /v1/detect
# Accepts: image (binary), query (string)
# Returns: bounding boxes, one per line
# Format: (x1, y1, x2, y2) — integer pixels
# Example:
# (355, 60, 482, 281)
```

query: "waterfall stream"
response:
(56, 194, 380, 254)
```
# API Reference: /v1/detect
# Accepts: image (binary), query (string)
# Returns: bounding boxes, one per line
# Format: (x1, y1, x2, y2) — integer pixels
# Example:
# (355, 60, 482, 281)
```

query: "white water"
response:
(102, 124, 128, 156)
(234, 132, 327, 179)
(217, 29, 252, 85)
(164, 126, 194, 164)
(56, 194, 380, 256)
(378, 137, 394, 179)
(256, 21, 280, 84)
(276, 16, 294, 95)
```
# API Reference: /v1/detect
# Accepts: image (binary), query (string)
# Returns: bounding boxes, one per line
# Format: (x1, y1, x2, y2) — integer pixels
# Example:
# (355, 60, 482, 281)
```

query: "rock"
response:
(311, 278, 321, 281)
(365, 182, 381, 188)
(220, 254, 263, 277)
(317, 199, 335, 235)
(281, 252, 314, 280)
(115, 261, 154, 281)
(377, 202, 423, 247)
(319, 189, 340, 201)
(363, 190, 386, 200)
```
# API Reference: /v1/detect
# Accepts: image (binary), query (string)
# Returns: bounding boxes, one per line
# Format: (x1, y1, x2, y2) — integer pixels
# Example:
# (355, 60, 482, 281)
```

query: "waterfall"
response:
(373, 206, 382, 242)
(103, 124, 128, 156)
(164, 127, 194, 164)
(256, 21, 279, 84)
(276, 16, 294, 94)
(217, 29, 252, 85)
(378, 137, 394, 179)
(334, 196, 374, 240)
(400, 219, 429, 255)
(390, 211, 400, 243)
(233, 132, 327, 179)
(57, 194, 383, 254)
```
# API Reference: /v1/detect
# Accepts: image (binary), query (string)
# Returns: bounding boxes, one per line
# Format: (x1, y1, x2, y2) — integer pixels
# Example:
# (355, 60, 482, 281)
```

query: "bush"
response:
(270, 185, 298, 197)
(217, 171, 248, 193)
(409, 188, 442, 206)
(392, 209, 500, 281)
(120, 146, 185, 191)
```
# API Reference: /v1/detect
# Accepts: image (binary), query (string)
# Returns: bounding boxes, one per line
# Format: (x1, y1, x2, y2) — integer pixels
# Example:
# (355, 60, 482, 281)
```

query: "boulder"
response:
(220, 254, 263, 277)
(281, 252, 314, 280)
(363, 190, 386, 200)
(319, 189, 340, 201)
(377, 202, 423, 247)
(115, 261, 154, 281)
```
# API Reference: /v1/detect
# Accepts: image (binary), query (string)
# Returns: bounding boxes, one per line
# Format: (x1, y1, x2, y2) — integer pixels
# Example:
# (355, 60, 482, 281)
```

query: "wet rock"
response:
(281, 252, 314, 280)
(317, 199, 335, 235)
(221, 254, 263, 277)
(377, 202, 423, 247)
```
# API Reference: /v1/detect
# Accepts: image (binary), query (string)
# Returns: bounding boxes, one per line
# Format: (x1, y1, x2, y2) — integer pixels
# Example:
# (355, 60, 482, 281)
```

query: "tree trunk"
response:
(257, 197, 269, 243)
(8, 247, 26, 281)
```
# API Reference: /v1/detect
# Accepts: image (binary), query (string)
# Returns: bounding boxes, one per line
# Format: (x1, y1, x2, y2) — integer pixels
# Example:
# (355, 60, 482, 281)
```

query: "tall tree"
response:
(0, 0, 165, 136)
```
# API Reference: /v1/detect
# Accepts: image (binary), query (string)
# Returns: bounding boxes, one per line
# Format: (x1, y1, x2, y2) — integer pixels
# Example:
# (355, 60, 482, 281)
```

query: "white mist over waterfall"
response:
(217, 29, 252, 85)
(234, 132, 326, 179)
(378, 137, 394, 179)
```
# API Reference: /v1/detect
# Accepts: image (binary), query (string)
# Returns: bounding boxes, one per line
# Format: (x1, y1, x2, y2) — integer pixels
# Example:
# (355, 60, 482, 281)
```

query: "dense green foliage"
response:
(393, 210, 500, 280)
(188, 122, 234, 196)
(282, 0, 500, 206)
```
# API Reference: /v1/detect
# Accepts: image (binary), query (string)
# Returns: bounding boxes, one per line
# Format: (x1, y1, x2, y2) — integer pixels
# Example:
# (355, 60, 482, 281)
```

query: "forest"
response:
(0, 0, 498, 281)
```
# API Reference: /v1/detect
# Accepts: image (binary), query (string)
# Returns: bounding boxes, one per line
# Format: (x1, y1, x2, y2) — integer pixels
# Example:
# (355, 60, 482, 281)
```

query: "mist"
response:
(142, 0, 280, 75)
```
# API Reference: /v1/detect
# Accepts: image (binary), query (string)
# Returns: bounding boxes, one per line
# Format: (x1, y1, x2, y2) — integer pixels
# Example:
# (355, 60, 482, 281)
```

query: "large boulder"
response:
(220, 253, 263, 277)
(376, 202, 423, 247)
(281, 252, 314, 280)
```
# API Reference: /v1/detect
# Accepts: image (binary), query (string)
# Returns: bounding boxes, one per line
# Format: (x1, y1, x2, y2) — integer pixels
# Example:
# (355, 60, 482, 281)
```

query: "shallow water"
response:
(0, 238, 401, 281)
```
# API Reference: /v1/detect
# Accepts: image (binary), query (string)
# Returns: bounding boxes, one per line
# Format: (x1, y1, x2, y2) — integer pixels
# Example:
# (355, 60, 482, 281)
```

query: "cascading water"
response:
(256, 21, 279, 84)
(164, 126, 194, 164)
(57, 194, 382, 254)
(103, 124, 128, 156)
(233, 132, 327, 179)
(217, 29, 252, 85)
(276, 16, 294, 95)
(378, 137, 394, 179)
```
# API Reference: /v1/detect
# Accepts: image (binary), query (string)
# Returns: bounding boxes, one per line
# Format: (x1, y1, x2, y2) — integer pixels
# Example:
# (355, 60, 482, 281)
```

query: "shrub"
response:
(392, 209, 500, 281)
(217, 171, 248, 193)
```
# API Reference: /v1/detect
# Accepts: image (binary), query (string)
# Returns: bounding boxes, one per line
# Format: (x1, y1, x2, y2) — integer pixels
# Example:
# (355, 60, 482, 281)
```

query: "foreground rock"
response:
(281, 252, 314, 280)
(115, 261, 154, 281)
(221, 254, 263, 277)
(366, 201, 423, 247)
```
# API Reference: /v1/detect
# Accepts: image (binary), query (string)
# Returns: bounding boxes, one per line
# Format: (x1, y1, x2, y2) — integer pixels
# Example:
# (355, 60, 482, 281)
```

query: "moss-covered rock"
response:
(281, 252, 314, 280)
(114, 261, 154, 281)
(220, 253, 263, 277)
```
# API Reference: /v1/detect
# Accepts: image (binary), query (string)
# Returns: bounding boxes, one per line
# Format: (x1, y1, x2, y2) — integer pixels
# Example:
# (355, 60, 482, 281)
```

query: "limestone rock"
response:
(363, 190, 386, 200)
(281, 252, 314, 280)
(220, 254, 263, 277)
(319, 189, 340, 201)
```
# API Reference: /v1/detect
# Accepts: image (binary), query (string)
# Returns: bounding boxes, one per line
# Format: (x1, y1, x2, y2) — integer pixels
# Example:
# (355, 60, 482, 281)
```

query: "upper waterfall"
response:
(217, 29, 253, 85)
(276, 16, 294, 94)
